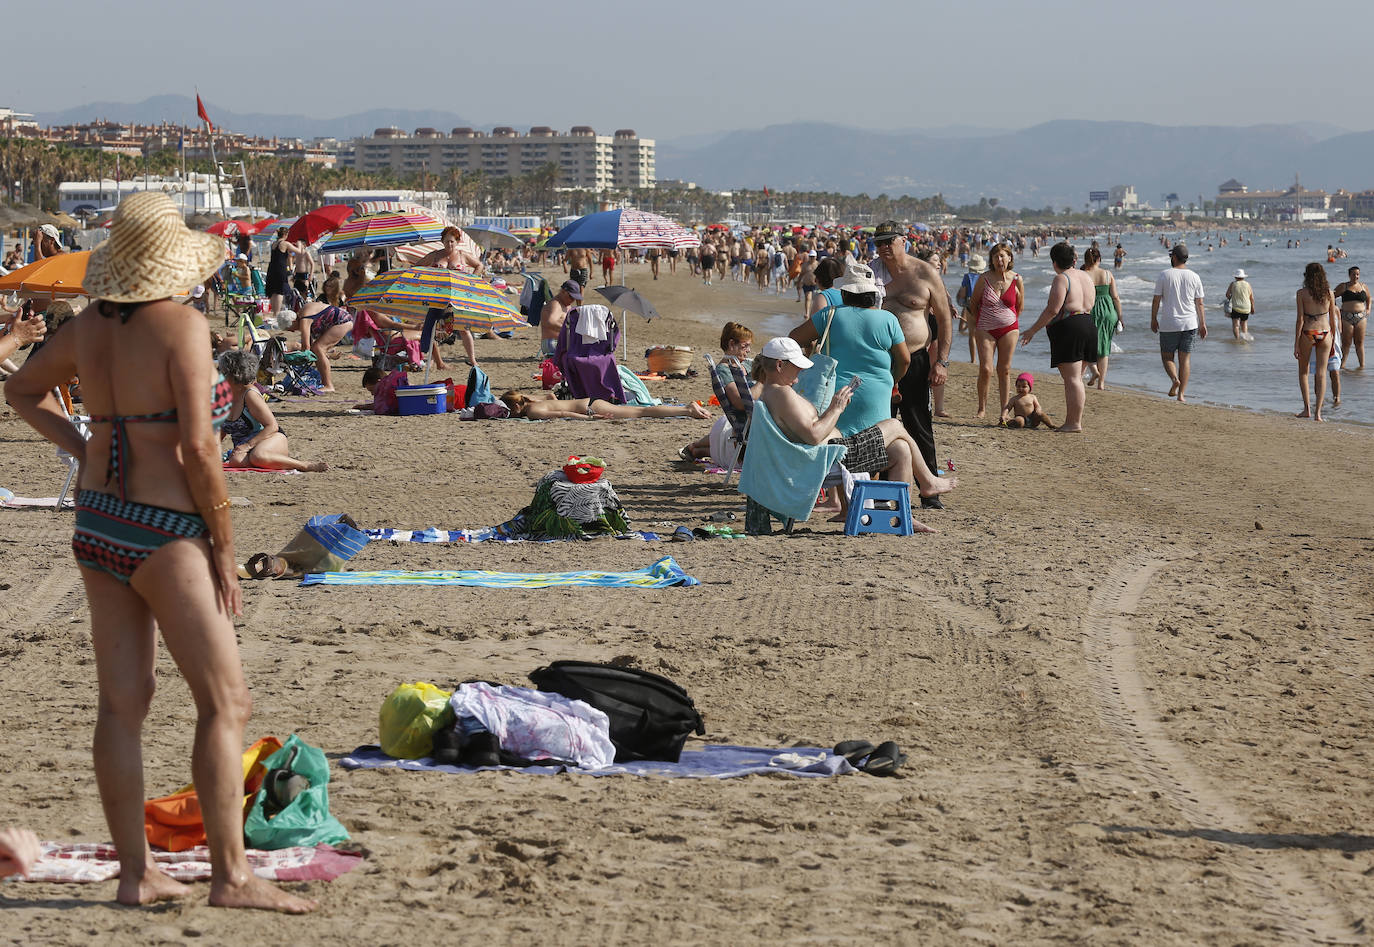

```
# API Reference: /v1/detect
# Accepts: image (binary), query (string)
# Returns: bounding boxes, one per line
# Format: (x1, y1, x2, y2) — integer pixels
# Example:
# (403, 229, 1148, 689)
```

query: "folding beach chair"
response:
(736, 400, 847, 535)
(702, 353, 752, 486)
(53, 386, 90, 513)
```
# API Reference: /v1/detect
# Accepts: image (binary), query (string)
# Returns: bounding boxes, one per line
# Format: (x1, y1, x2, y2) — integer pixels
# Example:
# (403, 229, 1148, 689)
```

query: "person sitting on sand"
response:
(753, 337, 955, 518)
(999, 372, 1057, 429)
(356, 365, 409, 414)
(681, 321, 758, 462)
(499, 389, 711, 422)
(217, 351, 327, 471)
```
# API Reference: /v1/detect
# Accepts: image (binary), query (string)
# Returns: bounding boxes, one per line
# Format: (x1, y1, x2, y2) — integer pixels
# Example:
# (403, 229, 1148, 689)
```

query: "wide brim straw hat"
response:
(967, 253, 987, 273)
(84, 191, 225, 303)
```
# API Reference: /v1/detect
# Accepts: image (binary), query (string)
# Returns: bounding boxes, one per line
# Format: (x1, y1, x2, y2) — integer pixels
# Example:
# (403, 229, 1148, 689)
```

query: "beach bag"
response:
(276, 513, 369, 577)
(465, 364, 494, 407)
(472, 401, 510, 420)
(379, 682, 455, 759)
(796, 307, 838, 412)
(772, 251, 784, 268)
(243, 735, 350, 850)
(540, 359, 563, 390)
(144, 736, 283, 852)
(528, 661, 706, 763)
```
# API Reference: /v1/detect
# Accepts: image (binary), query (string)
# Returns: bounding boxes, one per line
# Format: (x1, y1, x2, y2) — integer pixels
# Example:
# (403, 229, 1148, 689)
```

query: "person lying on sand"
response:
(999, 373, 1057, 429)
(500, 390, 711, 421)
(218, 351, 327, 471)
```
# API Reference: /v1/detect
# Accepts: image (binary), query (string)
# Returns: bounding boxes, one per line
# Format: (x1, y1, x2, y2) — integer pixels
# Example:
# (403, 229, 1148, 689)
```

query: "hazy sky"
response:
(4, 0, 1365, 139)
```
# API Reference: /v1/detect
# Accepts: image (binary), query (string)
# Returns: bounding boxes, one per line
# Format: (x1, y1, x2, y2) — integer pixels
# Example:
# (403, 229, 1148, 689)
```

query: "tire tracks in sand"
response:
(1084, 556, 1364, 945)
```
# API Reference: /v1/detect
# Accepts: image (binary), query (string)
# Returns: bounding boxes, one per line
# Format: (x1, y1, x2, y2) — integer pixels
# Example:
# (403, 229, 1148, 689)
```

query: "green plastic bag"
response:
(379, 682, 454, 759)
(243, 734, 350, 850)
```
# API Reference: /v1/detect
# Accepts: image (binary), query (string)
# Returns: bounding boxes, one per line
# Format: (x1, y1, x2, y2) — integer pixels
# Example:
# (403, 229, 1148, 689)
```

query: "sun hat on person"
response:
(39, 224, 61, 242)
(559, 279, 583, 300)
(1233, 268, 1247, 279)
(235, 253, 248, 261)
(760, 336, 813, 369)
(84, 192, 225, 304)
(836, 262, 880, 295)
(191, 284, 205, 298)
(967, 253, 987, 273)
(85, 193, 225, 304)
(1017, 372, 1034, 390)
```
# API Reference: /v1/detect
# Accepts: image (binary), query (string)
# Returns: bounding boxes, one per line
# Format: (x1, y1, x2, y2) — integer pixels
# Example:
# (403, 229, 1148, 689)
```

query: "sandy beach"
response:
(1, 258, 1371, 944)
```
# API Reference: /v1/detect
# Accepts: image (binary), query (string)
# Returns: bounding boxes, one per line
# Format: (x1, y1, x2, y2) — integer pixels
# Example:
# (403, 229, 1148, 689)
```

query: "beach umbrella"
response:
(348, 266, 526, 333)
(544, 208, 698, 251)
(0, 252, 90, 299)
(592, 285, 659, 362)
(593, 285, 659, 321)
(205, 219, 257, 237)
(353, 200, 450, 222)
(317, 210, 446, 255)
(286, 204, 355, 245)
(462, 223, 523, 250)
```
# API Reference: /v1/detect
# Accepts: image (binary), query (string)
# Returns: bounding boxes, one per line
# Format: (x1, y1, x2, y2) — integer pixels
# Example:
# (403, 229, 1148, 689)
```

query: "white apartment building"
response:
(342, 126, 655, 191)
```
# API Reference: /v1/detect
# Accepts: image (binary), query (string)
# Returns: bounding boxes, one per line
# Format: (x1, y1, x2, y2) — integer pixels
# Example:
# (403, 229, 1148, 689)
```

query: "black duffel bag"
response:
(529, 661, 706, 763)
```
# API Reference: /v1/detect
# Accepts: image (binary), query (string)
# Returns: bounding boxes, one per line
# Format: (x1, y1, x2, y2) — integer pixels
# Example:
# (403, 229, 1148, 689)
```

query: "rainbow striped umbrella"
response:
(349, 267, 526, 332)
(317, 211, 446, 254)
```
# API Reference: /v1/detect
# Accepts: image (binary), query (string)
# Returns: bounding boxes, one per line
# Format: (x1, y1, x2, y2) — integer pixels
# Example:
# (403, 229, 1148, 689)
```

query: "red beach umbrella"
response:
(287, 204, 356, 245)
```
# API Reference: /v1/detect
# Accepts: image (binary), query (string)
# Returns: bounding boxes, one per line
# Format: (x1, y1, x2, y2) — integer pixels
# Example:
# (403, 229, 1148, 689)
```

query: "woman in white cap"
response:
(753, 337, 955, 523)
(1225, 268, 1256, 341)
(4, 192, 316, 913)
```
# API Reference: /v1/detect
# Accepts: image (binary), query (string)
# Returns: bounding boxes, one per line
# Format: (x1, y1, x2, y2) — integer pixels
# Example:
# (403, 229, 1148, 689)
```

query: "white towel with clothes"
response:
(576, 304, 611, 344)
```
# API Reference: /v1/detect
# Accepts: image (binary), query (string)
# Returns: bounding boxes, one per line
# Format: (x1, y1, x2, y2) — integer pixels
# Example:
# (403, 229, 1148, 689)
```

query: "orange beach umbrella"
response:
(0, 251, 91, 299)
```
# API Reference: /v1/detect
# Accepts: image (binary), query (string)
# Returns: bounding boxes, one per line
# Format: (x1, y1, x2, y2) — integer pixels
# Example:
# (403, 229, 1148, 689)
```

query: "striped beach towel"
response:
(300, 556, 697, 589)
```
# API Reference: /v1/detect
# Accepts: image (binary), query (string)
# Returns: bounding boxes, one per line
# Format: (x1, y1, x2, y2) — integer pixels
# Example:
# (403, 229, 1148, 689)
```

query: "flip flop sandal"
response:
(833, 740, 876, 767)
(245, 553, 288, 579)
(677, 445, 695, 462)
(861, 741, 907, 777)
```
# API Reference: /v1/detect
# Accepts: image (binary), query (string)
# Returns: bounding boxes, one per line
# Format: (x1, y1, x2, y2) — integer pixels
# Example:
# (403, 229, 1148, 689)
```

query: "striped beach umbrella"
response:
(317, 211, 446, 255)
(349, 267, 526, 332)
(544, 208, 698, 250)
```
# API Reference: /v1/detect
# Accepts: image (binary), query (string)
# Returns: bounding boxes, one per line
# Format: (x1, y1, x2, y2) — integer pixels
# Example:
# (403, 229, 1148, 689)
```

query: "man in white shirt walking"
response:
(1150, 244, 1207, 402)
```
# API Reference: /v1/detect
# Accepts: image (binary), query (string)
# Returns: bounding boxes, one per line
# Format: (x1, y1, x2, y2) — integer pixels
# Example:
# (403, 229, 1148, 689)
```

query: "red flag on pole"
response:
(196, 94, 212, 130)
(763, 186, 769, 197)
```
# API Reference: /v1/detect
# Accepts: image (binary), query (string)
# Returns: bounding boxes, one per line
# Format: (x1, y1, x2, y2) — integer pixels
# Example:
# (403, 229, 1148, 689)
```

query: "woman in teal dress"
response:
(1082, 246, 1123, 389)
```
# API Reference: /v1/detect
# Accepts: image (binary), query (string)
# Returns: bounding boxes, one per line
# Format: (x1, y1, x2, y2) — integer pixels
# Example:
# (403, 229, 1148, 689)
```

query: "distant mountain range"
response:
(29, 98, 1374, 209)
(655, 120, 1374, 209)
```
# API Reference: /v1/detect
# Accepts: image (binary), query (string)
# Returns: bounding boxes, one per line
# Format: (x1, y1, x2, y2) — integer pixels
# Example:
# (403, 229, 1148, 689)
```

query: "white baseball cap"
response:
(760, 336, 813, 369)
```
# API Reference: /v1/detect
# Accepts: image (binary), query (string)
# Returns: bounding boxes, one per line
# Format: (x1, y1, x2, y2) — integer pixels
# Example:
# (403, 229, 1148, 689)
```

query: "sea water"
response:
(764, 228, 1373, 427)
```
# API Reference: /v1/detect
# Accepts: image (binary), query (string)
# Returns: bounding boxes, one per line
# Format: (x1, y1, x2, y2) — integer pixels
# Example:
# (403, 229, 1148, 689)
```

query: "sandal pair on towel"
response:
(245, 553, 289, 579)
(834, 740, 906, 776)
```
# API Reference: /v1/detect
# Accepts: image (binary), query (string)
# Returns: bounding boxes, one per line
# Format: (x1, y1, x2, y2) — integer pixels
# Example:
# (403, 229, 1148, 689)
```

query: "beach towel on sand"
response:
(17, 842, 362, 884)
(300, 556, 696, 588)
(340, 743, 856, 779)
(365, 520, 662, 544)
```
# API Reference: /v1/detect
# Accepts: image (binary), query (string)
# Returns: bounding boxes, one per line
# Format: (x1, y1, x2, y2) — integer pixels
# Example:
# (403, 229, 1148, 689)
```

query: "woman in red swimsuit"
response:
(966, 243, 1024, 418)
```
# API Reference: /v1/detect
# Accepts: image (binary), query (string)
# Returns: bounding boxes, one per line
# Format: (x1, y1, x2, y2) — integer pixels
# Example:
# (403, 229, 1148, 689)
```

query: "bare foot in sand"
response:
(1295, 409, 1310, 418)
(1176, 395, 1187, 403)
(1056, 426, 1084, 433)
(1167, 382, 1179, 398)
(117, 867, 191, 906)
(210, 874, 317, 914)
(1313, 413, 1324, 422)
(912, 519, 937, 534)
(934, 411, 952, 418)
(974, 409, 986, 419)
(317, 386, 336, 393)
(303, 461, 328, 472)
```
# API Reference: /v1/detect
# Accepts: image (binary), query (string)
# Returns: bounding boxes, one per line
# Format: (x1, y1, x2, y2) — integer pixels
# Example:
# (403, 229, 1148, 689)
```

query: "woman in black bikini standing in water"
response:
(1295, 262, 1340, 421)
(1332, 264, 1368, 371)
(5, 193, 315, 913)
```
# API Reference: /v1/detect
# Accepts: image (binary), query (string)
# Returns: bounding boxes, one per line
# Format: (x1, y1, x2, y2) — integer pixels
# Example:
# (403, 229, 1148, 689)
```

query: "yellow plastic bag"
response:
(379, 682, 454, 759)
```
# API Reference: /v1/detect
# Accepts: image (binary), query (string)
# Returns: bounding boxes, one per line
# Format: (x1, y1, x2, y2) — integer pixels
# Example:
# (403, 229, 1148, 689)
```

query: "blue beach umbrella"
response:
(545, 209, 698, 251)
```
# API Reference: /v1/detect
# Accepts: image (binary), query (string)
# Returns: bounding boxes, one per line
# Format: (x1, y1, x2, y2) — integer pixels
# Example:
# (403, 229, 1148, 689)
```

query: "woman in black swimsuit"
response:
(1332, 264, 1367, 370)
(1294, 262, 1339, 421)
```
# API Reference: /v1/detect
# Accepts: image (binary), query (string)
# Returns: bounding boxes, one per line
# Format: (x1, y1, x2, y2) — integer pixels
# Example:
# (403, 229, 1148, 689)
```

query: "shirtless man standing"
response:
(539, 279, 582, 357)
(566, 247, 592, 288)
(872, 220, 953, 509)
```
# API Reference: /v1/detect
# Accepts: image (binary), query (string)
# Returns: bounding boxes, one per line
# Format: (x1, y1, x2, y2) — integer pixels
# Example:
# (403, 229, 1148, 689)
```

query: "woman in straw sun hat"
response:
(4, 192, 316, 913)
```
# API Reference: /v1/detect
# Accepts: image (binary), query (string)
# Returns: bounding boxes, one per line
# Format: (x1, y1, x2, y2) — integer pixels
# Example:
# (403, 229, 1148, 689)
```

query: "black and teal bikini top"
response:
(88, 375, 233, 500)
